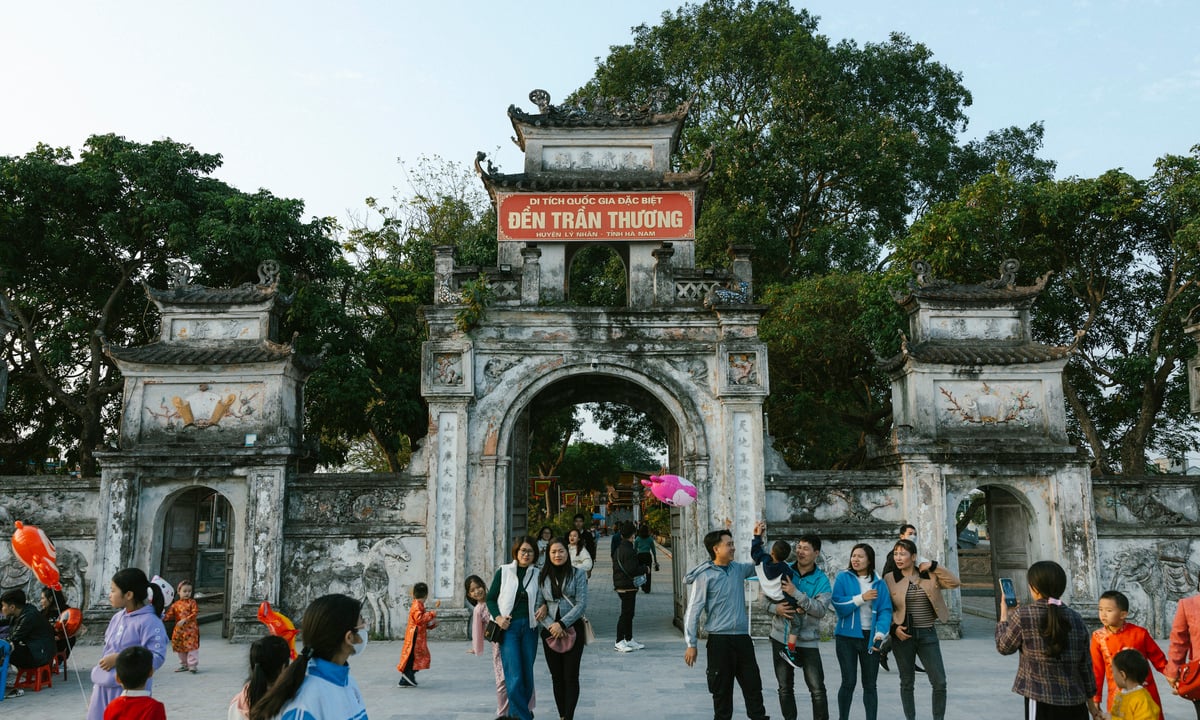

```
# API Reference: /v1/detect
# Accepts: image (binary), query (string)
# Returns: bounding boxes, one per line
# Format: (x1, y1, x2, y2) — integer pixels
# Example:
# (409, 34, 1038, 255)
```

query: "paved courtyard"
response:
(17, 547, 1197, 719)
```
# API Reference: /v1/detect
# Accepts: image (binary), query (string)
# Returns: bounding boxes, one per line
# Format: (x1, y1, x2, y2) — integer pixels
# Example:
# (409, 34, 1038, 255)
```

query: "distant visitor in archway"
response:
(612, 522, 648, 652)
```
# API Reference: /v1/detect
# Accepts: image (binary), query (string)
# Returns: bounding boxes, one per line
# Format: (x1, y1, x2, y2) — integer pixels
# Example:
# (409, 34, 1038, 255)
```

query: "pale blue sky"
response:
(2, 1, 1197, 226)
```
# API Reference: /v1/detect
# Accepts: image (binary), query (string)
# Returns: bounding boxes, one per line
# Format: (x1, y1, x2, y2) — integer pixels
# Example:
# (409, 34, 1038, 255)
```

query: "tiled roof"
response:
(507, 92, 692, 151)
(105, 340, 321, 372)
(880, 341, 1071, 373)
(145, 284, 287, 307)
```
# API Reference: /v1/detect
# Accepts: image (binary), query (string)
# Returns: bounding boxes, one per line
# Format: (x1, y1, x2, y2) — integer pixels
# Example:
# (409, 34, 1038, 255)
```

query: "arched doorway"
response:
(566, 244, 629, 306)
(160, 487, 234, 636)
(956, 484, 1033, 619)
(496, 365, 707, 625)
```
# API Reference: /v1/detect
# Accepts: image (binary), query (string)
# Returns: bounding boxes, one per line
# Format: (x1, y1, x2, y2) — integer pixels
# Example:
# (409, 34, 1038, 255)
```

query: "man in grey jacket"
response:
(762, 534, 831, 720)
(684, 528, 769, 720)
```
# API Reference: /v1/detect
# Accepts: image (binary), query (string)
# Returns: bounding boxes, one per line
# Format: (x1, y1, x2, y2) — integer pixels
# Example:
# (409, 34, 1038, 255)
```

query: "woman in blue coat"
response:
(831, 543, 893, 720)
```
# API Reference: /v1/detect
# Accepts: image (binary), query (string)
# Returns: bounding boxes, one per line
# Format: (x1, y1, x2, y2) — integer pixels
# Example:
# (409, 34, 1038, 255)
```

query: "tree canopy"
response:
(0, 134, 340, 476)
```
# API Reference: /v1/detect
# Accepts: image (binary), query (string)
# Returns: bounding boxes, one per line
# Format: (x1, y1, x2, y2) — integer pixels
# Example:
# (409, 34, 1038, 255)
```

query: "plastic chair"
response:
(51, 649, 68, 678)
(14, 663, 53, 691)
(0, 639, 10, 703)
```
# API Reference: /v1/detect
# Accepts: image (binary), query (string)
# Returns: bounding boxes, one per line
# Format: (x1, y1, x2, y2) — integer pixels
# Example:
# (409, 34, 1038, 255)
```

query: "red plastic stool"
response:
(51, 649, 68, 678)
(14, 663, 53, 691)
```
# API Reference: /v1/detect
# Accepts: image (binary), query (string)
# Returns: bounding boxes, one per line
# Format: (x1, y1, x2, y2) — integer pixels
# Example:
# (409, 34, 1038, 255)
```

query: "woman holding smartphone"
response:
(884, 538, 960, 720)
(832, 543, 892, 720)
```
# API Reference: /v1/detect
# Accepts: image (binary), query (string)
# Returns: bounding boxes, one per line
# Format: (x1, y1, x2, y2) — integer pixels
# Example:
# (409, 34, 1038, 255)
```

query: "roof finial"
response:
(529, 89, 551, 113)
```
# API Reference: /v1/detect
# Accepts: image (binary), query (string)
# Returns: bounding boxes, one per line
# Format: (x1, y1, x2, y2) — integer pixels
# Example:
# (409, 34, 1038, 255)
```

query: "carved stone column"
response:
(653, 242, 676, 306)
(521, 245, 542, 306)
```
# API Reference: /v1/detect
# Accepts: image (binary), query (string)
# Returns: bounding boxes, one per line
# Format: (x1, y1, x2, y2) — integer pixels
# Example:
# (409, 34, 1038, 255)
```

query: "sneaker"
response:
(174, 665, 189, 673)
(4, 688, 23, 699)
(625, 639, 645, 650)
(406, 673, 419, 686)
(398, 675, 414, 688)
(879, 652, 891, 672)
(778, 648, 802, 670)
(189, 668, 198, 674)
(614, 640, 634, 653)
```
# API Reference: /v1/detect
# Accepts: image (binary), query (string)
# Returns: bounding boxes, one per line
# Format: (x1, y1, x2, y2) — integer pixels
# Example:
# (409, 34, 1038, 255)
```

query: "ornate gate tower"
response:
(419, 91, 769, 621)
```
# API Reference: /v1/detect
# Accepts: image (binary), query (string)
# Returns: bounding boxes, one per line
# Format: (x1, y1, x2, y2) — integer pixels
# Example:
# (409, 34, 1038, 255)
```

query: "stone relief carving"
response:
(1107, 539, 1199, 635)
(1099, 486, 1194, 525)
(784, 487, 894, 525)
(542, 146, 653, 173)
(289, 488, 408, 526)
(144, 383, 264, 431)
(704, 280, 751, 308)
(433, 353, 464, 386)
(727, 352, 757, 386)
(483, 357, 518, 381)
(671, 358, 707, 384)
(172, 318, 254, 340)
(361, 537, 413, 638)
(0, 543, 88, 607)
(281, 536, 416, 639)
(940, 382, 1037, 426)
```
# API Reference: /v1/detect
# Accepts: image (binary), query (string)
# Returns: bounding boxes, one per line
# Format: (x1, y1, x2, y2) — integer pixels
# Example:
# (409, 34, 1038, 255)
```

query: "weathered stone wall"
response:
(756, 470, 908, 638)
(0, 476, 100, 610)
(1093, 475, 1200, 636)
(279, 472, 464, 640)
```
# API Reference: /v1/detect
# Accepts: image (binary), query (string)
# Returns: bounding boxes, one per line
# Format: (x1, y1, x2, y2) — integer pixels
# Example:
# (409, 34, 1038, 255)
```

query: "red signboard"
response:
(532, 477, 555, 497)
(497, 191, 696, 241)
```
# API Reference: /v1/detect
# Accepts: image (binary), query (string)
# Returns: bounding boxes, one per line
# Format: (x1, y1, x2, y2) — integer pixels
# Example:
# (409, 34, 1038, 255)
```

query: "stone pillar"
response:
(521, 245, 542, 306)
(730, 245, 753, 300)
(427, 401, 470, 600)
(653, 243, 676, 306)
(434, 245, 456, 304)
(91, 466, 140, 612)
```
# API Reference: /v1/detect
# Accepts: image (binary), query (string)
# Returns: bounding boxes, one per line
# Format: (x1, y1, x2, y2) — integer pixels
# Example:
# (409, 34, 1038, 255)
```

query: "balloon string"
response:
(51, 594, 89, 708)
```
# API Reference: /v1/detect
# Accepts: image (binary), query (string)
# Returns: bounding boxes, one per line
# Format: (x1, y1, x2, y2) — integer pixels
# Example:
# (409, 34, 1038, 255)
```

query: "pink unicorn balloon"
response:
(641, 474, 698, 507)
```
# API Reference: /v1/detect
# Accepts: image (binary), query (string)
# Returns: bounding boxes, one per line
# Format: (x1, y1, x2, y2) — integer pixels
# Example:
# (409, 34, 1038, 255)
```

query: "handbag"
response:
(580, 616, 596, 645)
(1177, 658, 1200, 701)
(618, 552, 647, 589)
(544, 625, 577, 653)
(483, 619, 505, 643)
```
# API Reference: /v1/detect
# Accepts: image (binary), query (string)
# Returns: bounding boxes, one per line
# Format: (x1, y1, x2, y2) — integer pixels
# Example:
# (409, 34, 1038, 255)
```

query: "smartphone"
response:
(999, 577, 1017, 607)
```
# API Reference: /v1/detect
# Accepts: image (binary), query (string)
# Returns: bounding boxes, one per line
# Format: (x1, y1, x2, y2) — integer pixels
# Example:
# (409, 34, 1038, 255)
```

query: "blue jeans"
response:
(892, 626, 947, 720)
(498, 620, 539, 720)
(835, 632, 880, 720)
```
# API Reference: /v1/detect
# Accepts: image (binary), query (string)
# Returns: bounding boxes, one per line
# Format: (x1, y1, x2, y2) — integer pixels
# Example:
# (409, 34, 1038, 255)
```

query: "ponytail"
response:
(249, 648, 311, 720)
(111, 568, 164, 615)
(245, 635, 291, 710)
(1026, 561, 1069, 658)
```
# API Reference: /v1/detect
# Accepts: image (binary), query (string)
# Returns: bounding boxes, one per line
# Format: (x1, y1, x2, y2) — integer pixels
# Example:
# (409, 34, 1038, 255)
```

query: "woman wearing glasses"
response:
(486, 536, 542, 720)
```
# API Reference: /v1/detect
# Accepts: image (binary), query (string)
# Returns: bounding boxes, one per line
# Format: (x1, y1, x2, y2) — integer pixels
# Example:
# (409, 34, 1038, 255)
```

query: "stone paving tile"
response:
(23, 547, 1198, 718)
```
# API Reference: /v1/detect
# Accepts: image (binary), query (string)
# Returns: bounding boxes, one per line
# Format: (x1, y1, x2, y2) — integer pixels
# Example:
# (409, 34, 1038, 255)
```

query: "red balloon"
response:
(11, 521, 61, 590)
(57, 607, 83, 637)
(257, 600, 299, 659)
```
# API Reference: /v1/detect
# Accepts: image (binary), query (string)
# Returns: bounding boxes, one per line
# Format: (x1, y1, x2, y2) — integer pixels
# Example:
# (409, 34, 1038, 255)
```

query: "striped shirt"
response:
(904, 580, 936, 628)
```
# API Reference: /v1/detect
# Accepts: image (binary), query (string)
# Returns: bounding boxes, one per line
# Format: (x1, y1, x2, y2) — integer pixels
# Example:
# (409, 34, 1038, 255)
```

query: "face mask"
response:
(908, 533, 918, 544)
(350, 627, 368, 655)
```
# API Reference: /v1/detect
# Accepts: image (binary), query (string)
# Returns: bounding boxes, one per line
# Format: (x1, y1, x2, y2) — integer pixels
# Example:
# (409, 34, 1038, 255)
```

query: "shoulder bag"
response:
(1177, 658, 1200, 701)
(618, 551, 647, 588)
(483, 619, 505, 643)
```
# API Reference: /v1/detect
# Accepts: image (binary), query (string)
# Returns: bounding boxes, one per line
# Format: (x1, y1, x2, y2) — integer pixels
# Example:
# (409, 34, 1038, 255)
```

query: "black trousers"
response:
(616, 590, 637, 642)
(542, 631, 585, 720)
(637, 551, 654, 592)
(706, 634, 769, 720)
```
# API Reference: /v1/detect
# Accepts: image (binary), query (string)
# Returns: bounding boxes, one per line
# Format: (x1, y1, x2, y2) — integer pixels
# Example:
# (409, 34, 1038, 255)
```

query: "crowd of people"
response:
(3, 515, 1200, 720)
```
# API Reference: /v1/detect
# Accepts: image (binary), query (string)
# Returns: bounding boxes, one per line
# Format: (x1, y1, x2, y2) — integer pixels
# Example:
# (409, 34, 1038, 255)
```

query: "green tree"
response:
(897, 151, 1200, 475)
(758, 272, 901, 468)
(573, 0, 973, 280)
(307, 156, 497, 471)
(0, 135, 339, 476)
